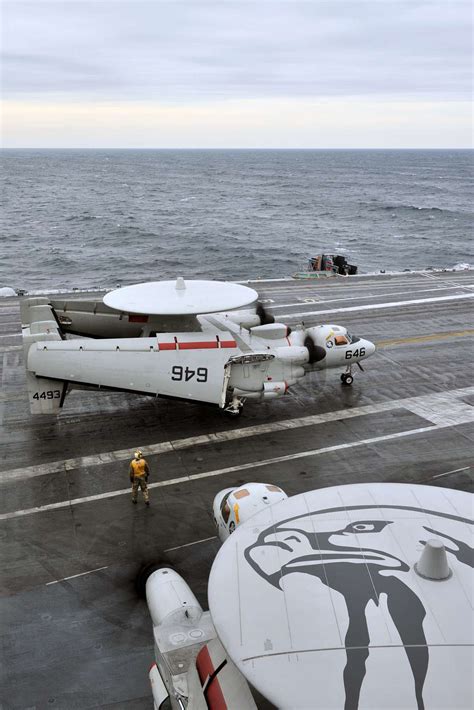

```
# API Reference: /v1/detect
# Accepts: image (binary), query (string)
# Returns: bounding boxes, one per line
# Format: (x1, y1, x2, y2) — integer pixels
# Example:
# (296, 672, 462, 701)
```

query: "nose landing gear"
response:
(341, 365, 354, 386)
(341, 360, 364, 386)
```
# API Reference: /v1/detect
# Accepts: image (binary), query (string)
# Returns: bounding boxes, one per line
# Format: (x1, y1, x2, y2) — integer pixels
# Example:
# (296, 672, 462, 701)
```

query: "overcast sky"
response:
(1, 0, 472, 147)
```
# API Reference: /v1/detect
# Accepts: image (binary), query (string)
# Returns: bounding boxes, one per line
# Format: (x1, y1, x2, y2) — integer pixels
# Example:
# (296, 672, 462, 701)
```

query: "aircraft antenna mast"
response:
(415, 539, 452, 580)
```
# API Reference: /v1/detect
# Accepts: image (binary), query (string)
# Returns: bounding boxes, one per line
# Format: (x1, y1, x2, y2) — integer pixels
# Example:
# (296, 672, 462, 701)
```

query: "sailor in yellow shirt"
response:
(129, 450, 150, 505)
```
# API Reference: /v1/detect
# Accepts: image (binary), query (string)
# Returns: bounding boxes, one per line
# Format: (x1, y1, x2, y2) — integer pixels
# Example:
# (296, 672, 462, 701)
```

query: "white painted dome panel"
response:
(103, 279, 258, 315)
(208, 483, 473, 709)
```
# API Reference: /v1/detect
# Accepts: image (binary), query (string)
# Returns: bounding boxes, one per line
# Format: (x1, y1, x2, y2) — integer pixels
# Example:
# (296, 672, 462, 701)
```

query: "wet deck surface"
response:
(1, 270, 473, 709)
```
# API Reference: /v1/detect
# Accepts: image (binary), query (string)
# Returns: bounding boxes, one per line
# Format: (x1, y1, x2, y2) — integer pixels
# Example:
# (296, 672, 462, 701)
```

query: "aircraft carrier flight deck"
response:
(1, 270, 473, 709)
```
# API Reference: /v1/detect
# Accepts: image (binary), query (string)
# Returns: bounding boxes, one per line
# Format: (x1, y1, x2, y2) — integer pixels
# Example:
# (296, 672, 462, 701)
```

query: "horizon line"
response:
(1, 146, 472, 151)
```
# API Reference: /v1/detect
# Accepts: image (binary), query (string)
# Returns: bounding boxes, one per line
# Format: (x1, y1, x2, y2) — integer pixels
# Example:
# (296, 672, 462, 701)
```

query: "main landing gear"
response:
(224, 396, 244, 417)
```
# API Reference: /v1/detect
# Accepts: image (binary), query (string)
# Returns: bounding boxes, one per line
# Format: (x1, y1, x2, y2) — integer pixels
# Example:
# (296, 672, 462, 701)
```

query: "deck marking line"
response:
(278, 292, 474, 320)
(1, 386, 473, 484)
(376, 330, 474, 348)
(257, 277, 440, 291)
(45, 565, 109, 585)
(185, 425, 441, 482)
(431, 466, 471, 480)
(269, 284, 474, 310)
(258, 270, 473, 285)
(0, 422, 461, 521)
(164, 536, 217, 553)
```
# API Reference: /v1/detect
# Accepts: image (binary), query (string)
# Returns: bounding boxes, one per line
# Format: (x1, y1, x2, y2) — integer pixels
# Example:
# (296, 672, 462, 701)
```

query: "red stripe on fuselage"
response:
(158, 342, 177, 350)
(219, 341, 237, 348)
(179, 341, 218, 350)
(158, 340, 237, 350)
(196, 645, 214, 685)
(196, 645, 228, 710)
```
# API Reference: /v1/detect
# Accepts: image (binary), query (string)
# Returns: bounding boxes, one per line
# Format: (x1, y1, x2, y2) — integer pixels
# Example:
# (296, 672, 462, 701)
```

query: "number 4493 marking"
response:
(345, 347, 366, 360)
(33, 390, 61, 400)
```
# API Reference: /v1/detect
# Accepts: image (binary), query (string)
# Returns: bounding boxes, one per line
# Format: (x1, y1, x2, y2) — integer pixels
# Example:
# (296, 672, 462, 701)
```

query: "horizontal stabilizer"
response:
(20, 297, 51, 327)
(24, 371, 66, 414)
(22, 299, 67, 414)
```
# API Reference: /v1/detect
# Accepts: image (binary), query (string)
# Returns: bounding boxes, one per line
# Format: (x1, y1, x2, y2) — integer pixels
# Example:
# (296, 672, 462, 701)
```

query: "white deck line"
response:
(2, 386, 473, 485)
(0, 423, 449, 521)
(256, 274, 474, 293)
(431, 466, 471, 480)
(248, 268, 473, 284)
(278, 292, 474, 319)
(45, 566, 109, 585)
(268, 284, 474, 310)
(164, 536, 217, 553)
(3, 269, 473, 299)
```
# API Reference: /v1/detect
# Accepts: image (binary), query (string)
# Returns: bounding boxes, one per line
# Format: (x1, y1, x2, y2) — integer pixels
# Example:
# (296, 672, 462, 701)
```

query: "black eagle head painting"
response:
(242, 491, 473, 710)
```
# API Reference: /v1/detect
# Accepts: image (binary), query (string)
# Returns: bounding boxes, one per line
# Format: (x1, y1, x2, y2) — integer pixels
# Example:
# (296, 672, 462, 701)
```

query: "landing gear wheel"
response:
(224, 397, 244, 417)
(340, 374, 347, 383)
(225, 406, 242, 418)
(343, 374, 353, 386)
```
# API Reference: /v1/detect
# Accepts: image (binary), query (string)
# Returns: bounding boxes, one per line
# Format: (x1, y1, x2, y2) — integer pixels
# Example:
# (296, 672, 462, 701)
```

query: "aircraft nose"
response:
(362, 339, 376, 357)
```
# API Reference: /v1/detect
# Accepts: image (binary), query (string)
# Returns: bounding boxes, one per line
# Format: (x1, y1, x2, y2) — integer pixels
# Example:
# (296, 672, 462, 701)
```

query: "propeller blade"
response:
(256, 302, 275, 325)
(304, 334, 327, 364)
(357, 361, 364, 371)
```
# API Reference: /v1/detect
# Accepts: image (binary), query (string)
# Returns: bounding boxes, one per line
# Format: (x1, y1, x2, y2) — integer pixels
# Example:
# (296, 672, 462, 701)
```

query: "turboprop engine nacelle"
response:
(214, 301, 275, 330)
(145, 567, 257, 709)
(217, 309, 261, 329)
(146, 567, 203, 627)
(273, 345, 309, 365)
(228, 347, 307, 397)
(233, 381, 288, 400)
(249, 323, 291, 339)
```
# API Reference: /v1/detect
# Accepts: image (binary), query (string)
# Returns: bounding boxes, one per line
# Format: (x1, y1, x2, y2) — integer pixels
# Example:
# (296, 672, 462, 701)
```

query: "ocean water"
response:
(1, 149, 472, 291)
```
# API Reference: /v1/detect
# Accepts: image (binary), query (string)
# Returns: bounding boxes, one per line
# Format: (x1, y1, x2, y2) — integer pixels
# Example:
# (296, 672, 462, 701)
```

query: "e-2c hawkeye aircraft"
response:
(21, 278, 375, 416)
(144, 482, 473, 709)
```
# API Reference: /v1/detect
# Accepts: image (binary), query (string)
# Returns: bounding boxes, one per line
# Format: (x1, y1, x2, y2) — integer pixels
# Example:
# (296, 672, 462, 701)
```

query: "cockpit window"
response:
(234, 488, 250, 499)
(220, 492, 232, 523)
(334, 335, 349, 346)
(346, 332, 360, 344)
(222, 503, 231, 524)
(266, 485, 282, 493)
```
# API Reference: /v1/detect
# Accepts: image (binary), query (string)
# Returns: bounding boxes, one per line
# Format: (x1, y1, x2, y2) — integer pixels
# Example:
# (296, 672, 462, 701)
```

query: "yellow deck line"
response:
(376, 330, 474, 348)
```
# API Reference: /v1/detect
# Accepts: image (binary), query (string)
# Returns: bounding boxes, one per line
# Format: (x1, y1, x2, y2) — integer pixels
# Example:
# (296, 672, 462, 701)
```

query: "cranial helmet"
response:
(134, 450, 143, 459)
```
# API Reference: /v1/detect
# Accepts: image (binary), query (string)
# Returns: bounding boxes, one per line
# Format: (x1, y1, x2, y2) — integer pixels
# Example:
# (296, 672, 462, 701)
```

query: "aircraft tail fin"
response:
(21, 299, 67, 414)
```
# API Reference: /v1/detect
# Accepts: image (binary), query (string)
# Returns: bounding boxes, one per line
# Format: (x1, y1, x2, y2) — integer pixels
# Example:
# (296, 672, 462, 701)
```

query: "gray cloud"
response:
(1, 0, 471, 102)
